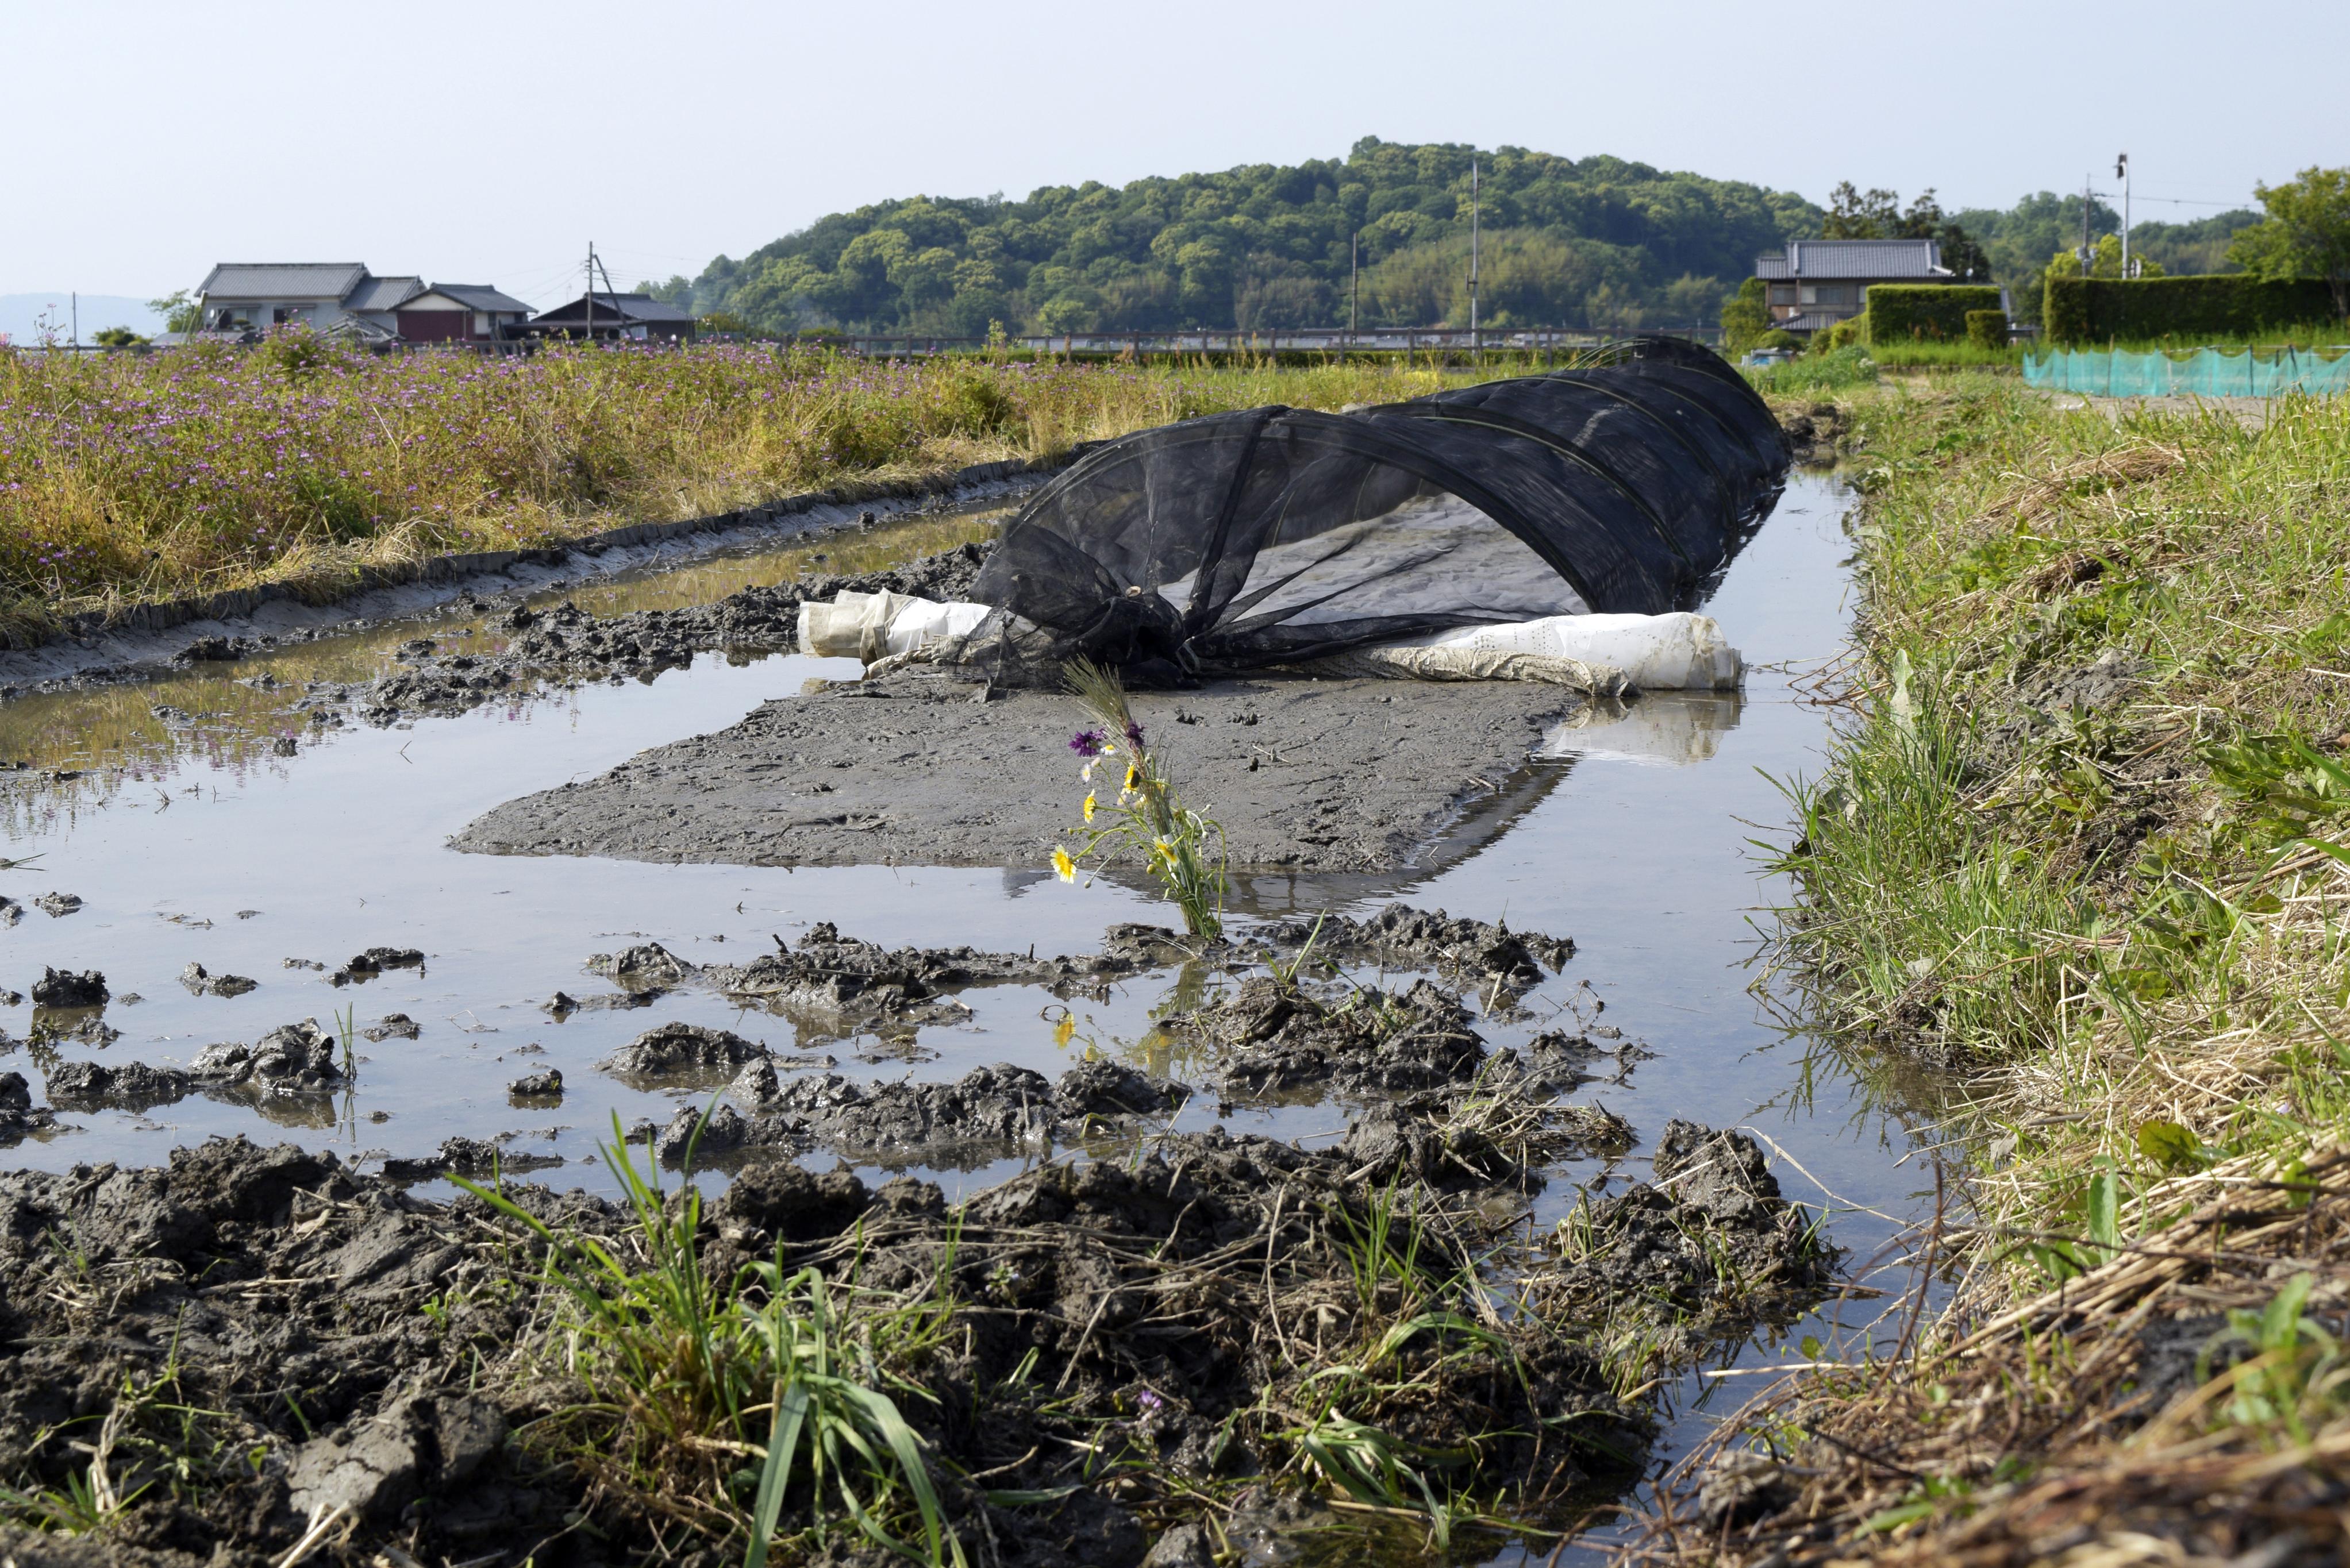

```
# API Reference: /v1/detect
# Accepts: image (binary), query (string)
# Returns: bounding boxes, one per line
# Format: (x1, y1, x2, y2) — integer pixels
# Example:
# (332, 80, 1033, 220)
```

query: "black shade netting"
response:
(960, 336, 1789, 684)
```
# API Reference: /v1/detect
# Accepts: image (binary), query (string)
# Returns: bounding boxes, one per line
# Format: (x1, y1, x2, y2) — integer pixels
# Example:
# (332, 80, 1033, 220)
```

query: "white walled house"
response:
(194, 264, 428, 340)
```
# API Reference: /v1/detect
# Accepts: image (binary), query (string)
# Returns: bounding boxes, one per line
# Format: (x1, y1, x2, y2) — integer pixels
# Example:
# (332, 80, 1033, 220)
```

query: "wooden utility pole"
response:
(1468, 156, 1481, 365)
(1349, 230, 1359, 342)
(584, 244, 597, 340)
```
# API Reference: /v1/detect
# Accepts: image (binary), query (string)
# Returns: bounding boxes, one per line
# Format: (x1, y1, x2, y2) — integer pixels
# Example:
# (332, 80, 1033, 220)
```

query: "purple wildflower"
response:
(1070, 727, 1109, 757)
(1123, 719, 1146, 748)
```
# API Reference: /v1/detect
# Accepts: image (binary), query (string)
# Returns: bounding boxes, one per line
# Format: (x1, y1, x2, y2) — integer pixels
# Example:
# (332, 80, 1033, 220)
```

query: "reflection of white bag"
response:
(1537, 692, 1743, 765)
(799, 591, 993, 662)
(1384, 612, 1741, 691)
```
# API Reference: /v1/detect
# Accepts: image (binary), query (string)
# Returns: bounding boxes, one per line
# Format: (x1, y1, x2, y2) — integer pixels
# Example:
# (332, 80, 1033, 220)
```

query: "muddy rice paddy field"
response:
(0, 474, 1948, 1567)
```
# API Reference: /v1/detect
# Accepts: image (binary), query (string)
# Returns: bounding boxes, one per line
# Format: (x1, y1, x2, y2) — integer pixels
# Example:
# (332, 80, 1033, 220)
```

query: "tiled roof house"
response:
(1753, 238, 1952, 333)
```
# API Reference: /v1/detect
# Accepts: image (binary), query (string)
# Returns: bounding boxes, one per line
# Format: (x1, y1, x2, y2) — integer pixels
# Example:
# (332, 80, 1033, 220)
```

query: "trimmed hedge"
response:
(1966, 310, 2009, 350)
(2043, 275, 2340, 343)
(1866, 285, 2003, 342)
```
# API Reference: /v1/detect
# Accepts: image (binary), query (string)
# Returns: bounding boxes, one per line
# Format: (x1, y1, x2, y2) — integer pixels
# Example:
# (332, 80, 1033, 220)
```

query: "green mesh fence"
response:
(2024, 345, 2350, 397)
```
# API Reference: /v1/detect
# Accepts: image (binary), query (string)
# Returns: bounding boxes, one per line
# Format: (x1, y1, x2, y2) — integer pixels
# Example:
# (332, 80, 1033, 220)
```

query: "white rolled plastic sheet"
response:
(806, 591, 1740, 694)
(799, 591, 993, 661)
(1384, 612, 1741, 691)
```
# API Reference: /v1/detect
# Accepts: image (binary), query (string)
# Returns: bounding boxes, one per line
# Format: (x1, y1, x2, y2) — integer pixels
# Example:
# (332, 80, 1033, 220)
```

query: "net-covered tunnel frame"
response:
(959, 337, 1790, 684)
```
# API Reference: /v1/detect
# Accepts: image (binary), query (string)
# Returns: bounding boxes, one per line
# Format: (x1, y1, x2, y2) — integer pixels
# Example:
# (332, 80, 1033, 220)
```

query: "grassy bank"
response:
(0, 340, 1499, 642)
(1642, 379, 2350, 1562)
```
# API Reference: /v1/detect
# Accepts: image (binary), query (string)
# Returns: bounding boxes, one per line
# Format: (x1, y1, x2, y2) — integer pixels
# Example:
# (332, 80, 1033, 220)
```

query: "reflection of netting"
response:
(953, 337, 1789, 684)
(2024, 345, 2350, 397)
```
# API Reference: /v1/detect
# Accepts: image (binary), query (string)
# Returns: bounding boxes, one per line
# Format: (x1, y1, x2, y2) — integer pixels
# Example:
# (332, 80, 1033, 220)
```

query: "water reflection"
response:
(1536, 690, 1743, 766)
(0, 503, 1011, 803)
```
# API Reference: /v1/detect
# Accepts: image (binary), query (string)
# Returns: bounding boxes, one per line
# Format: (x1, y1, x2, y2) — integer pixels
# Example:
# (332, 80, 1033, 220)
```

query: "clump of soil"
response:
(702, 920, 1186, 1041)
(177, 962, 258, 998)
(1776, 400, 1847, 466)
(586, 941, 694, 993)
(329, 947, 425, 987)
(188, 1020, 347, 1093)
(379, 1136, 563, 1181)
(1251, 902, 1575, 996)
(30, 968, 106, 1008)
(1530, 1119, 1839, 1358)
(669, 1057, 1191, 1168)
(1179, 973, 1487, 1096)
(44, 1060, 194, 1114)
(598, 1020, 771, 1084)
(0, 1070, 55, 1142)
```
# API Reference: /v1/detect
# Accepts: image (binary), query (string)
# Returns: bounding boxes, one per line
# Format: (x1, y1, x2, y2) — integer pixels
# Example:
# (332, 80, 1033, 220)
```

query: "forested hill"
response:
(659, 138, 1822, 337)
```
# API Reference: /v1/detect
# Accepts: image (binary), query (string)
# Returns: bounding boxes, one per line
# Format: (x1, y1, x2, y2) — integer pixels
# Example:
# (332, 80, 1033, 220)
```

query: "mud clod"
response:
(507, 1067, 563, 1100)
(0, 1070, 56, 1142)
(361, 1012, 420, 1041)
(32, 891, 82, 918)
(30, 966, 107, 1007)
(380, 1137, 561, 1181)
(599, 1020, 767, 1081)
(1255, 902, 1575, 992)
(330, 946, 425, 986)
(45, 1060, 194, 1112)
(179, 961, 259, 998)
(1532, 1120, 1839, 1354)
(1178, 973, 1487, 1097)
(189, 1020, 346, 1092)
(587, 941, 692, 992)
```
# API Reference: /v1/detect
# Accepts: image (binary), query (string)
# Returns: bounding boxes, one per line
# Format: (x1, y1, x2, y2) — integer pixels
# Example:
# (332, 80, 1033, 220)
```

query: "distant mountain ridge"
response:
(657, 137, 1825, 337)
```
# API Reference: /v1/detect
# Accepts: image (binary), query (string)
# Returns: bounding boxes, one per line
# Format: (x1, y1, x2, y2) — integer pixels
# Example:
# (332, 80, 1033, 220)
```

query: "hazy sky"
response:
(10, 0, 2342, 306)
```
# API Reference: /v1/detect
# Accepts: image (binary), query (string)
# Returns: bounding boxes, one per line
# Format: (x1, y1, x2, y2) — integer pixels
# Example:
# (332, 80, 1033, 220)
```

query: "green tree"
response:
(1720, 277, 1770, 353)
(1822, 182, 1903, 238)
(2229, 166, 2350, 318)
(682, 138, 1821, 335)
(147, 289, 200, 333)
(1824, 184, 1990, 280)
(93, 326, 147, 347)
(2045, 234, 2166, 281)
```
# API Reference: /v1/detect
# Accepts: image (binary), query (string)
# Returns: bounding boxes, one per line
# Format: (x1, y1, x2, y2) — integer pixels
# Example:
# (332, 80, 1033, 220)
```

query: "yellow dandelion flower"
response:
(1051, 846, 1076, 883)
(1053, 1014, 1076, 1047)
(1082, 792, 1097, 823)
(1125, 763, 1141, 791)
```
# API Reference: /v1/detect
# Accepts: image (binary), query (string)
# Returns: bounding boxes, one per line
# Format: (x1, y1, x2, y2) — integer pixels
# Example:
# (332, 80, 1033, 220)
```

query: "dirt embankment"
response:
(453, 669, 1576, 874)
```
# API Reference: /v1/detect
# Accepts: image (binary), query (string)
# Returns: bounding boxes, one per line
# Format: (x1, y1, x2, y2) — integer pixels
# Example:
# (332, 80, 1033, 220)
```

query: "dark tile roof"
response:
(198, 263, 369, 300)
(534, 292, 694, 325)
(345, 275, 425, 313)
(411, 284, 534, 315)
(1755, 239, 1950, 281)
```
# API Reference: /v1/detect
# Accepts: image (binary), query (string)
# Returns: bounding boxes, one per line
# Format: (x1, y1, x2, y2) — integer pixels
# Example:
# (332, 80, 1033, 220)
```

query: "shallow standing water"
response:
(0, 473, 1936, 1558)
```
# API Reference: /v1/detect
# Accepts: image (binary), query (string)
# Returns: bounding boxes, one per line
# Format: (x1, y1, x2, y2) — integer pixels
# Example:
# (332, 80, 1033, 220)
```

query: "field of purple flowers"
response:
(0, 337, 1461, 638)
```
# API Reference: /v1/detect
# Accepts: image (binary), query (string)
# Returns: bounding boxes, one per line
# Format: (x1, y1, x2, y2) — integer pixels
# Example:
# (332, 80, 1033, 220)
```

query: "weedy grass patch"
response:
(1636, 377, 2350, 1565)
(0, 340, 1512, 642)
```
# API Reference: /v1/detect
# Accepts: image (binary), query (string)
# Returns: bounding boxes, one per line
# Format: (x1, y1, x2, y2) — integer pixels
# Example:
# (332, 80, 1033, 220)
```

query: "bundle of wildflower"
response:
(1051, 659, 1228, 939)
